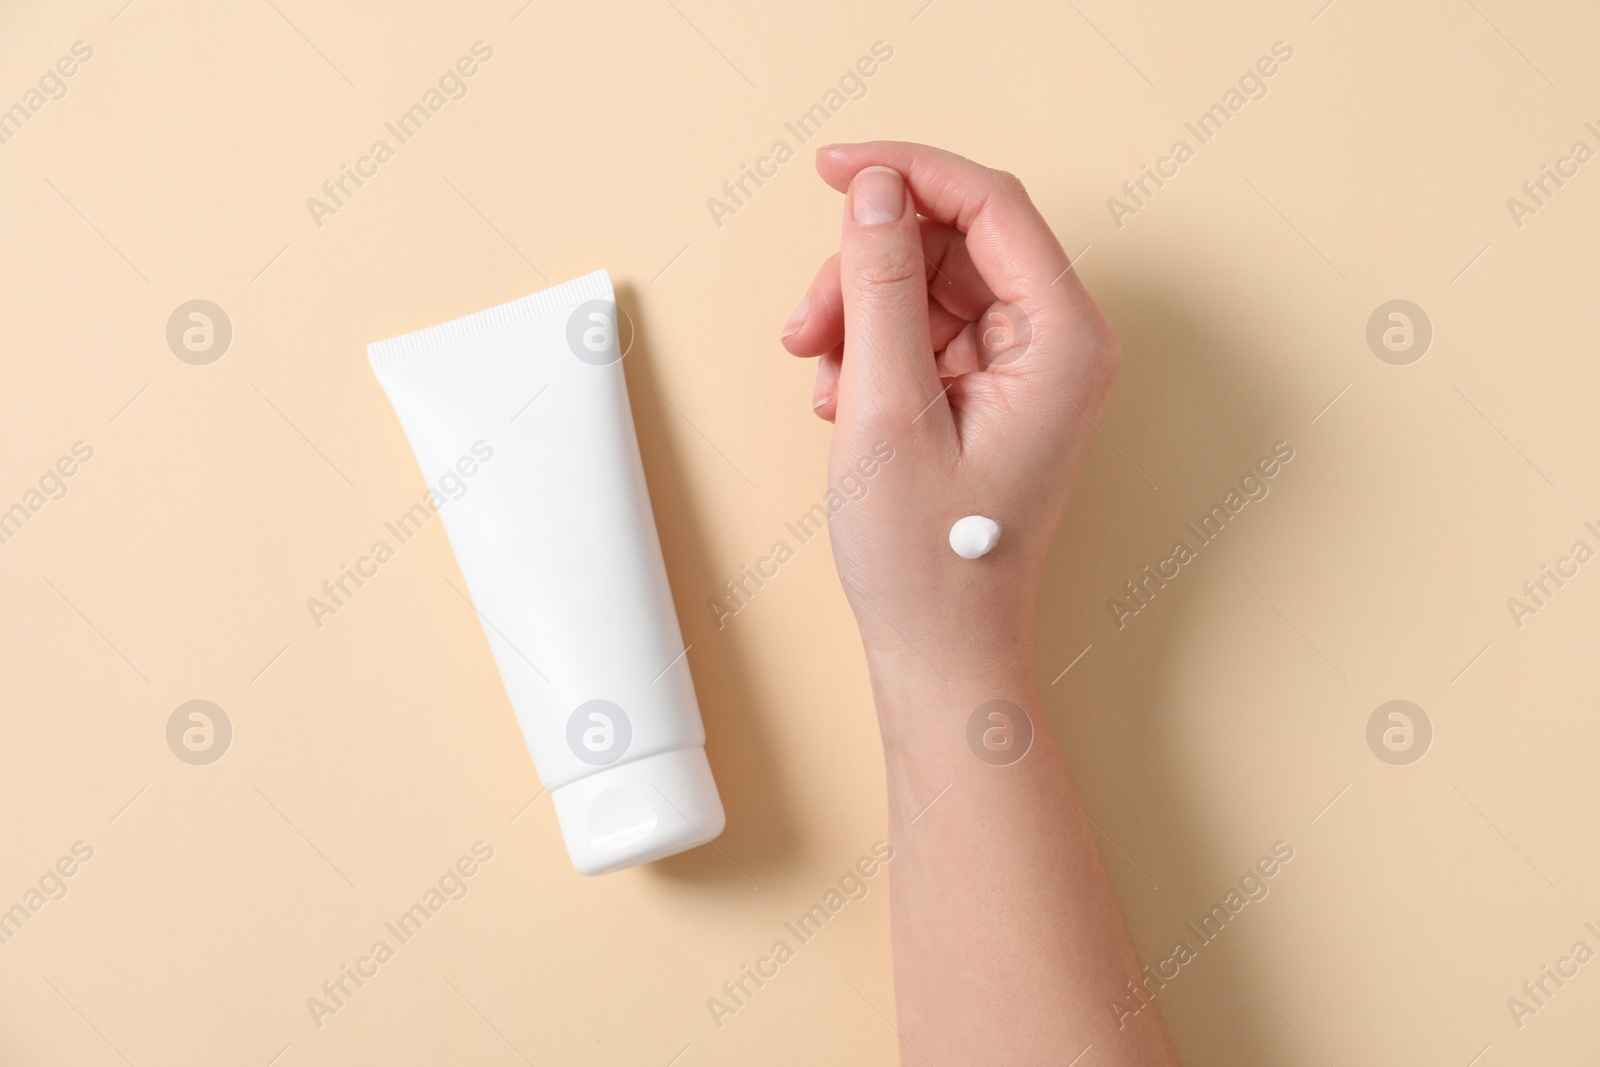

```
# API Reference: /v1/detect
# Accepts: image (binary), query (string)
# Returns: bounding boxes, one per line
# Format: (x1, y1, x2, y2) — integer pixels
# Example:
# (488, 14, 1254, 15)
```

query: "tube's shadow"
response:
(615, 283, 801, 895)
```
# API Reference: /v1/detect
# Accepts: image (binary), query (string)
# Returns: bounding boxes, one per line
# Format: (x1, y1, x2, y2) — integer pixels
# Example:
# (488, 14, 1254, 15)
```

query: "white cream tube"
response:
(369, 270, 724, 875)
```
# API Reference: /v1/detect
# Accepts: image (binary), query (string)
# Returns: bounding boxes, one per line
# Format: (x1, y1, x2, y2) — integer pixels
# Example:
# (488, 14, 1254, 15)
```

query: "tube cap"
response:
(549, 747, 725, 876)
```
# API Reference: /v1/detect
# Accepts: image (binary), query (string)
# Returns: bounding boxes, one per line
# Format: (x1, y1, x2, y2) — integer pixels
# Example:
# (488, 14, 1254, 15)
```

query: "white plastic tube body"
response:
(369, 270, 723, 875)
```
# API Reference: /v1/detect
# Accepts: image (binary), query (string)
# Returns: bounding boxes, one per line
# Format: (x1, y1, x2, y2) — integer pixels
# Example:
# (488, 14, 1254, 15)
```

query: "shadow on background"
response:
(1038, 279, 1290, 1064)
(614, 282, 801, 894)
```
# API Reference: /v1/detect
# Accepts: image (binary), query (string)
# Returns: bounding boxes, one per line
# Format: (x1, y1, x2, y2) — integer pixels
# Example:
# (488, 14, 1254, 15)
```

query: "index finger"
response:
(815, 141, 1082, 311)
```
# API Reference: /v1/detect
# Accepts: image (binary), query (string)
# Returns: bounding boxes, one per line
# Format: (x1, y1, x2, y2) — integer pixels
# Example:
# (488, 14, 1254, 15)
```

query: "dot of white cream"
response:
(949, 515, 1002, 559)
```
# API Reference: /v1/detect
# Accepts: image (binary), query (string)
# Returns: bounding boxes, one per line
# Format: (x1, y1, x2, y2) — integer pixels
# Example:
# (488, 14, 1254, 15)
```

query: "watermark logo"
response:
(564, 299, 634, 366)
(966, 700, 1033, 766)
(1506, 920, 1600, 1031)
(1366, 699, 1430, 765)
(705, 41, 895, 230)
(1107, 40, 1295, 229)
(0, 40, 94, 150)
(167, 700, 232, 765)
(978, 304, 1033, 368)
(0, 840, 94, 948)
(707, 841, 893, 1029)
(566, 700, 631, 765)
(305, 41, 495, 231)
(166, 300, 232, 365)
(1505, 521, 1600, 630)
(305, 841, 494, 1029)
(1366, 300, 1431, 366)
(1505, 121, 1600, 231)
(708, 442, 894, 630)
(1109, 440, 1295, 630)
(0, 440, 93, 548)
(1113, 840, 1295, 1029)
(307, 442, 494, 630)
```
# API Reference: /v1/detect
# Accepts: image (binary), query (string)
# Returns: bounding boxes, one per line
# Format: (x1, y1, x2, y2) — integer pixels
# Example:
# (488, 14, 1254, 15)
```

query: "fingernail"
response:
(782, 293, 810, 337)
(851, 166, 904, 225)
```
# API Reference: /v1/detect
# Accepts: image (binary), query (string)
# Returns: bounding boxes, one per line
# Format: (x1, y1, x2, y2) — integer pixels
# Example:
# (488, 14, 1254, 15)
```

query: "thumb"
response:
(836, 166, 945, 430)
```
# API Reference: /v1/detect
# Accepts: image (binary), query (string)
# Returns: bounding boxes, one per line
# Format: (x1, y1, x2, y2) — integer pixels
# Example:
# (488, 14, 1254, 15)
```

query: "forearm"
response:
(869, 647, 1179, 1065)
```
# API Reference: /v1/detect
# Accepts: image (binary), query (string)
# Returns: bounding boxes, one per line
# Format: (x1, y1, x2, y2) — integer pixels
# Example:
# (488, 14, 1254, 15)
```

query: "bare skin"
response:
(781, 141, 1179, 1065)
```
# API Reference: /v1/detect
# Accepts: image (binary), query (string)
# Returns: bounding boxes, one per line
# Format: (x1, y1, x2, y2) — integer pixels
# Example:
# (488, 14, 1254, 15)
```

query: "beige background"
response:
(2, 0, 1597, 1063)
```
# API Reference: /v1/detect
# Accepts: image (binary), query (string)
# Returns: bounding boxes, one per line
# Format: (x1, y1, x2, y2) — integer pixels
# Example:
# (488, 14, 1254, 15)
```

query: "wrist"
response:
(864, 642, 1036, 702)
(858, 587, 1037, 682)
(863, 635, 1042, 753)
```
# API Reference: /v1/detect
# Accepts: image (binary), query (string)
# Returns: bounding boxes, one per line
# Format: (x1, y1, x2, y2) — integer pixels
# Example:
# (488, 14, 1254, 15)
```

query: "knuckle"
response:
(990, 168, 1029, 198)
(854, 388, 927, 436)
(1096, 323, 1122, 367)
(1100, 337, 1123, 380)
(851, 240, 923, 291)
(1086, 324, 1122, 388)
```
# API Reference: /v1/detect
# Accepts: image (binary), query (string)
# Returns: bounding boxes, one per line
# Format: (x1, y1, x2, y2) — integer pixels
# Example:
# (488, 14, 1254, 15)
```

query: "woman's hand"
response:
(779, 143, 1177, 1066)
(781, 142, 1121, 682)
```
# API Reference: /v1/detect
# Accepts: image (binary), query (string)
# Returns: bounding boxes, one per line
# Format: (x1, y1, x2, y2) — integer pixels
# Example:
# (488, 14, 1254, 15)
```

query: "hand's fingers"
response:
(785, 260, 979, 418)
(811, 346, 842, 422)
(921, 218, 998, 321)
(928, 300, 969, 353)
(938, 320, 985, 378)
(835, 166, 946, 428)
(939, 303, 1044, 377)
(781, 220, 994, 358)
(816, 141, 1082, 312)
(789, 292, 973, 382)
(781, 253, 842, 357)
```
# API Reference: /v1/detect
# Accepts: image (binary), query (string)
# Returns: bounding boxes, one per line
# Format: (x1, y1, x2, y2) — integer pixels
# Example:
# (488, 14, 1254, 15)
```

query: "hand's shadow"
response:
(1038, 278, 1297, 1065)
